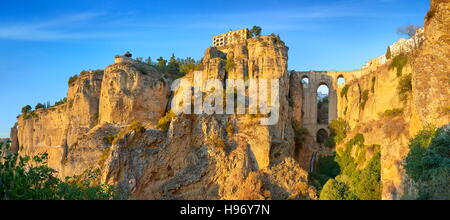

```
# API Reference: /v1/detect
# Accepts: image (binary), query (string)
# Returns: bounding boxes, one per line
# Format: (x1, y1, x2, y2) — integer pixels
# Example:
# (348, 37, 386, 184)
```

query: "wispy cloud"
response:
(0, 12, 116, 41)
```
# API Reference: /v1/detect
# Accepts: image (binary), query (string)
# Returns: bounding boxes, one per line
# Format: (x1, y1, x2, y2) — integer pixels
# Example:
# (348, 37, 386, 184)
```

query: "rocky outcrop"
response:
(13, 36, 317, 200)
(411, 0, 450, 132)
(67, 70, 104, 147)
(99, 57, 170, 127)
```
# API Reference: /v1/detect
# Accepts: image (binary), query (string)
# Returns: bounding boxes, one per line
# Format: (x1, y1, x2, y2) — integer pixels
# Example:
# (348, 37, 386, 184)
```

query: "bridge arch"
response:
(316, 128, 329, 144)
(337, 75, 346, 85)
(317, 83, 330, 124)
(301, 76, 310, 88)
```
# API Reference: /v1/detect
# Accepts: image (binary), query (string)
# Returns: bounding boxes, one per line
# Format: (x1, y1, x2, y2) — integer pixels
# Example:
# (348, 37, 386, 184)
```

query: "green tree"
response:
(146, 57, 152, 65)
(329, 118, 350, 145)
(320, 179, 357, 200)
(404, 125, 450, 200)
(35, 103, 45, 110)
(249, 26, 262, 38)
(397, 25, 422, 38)
(21, 105, 32, 114)
(0, 142, 122, 200)
(157, 57, 167, 68)
(167, 54, 180, 74)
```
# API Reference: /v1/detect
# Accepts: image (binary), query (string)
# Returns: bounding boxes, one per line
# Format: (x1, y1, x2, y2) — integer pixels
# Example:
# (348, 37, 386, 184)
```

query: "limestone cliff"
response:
(12, 36, 317, 200)
(332, 0, 449, 200)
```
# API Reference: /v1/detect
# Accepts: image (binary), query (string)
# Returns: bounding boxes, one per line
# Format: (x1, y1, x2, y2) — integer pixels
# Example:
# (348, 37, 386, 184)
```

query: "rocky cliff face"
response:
(334, 0, 449, 200)
(12, 36, 317, 200)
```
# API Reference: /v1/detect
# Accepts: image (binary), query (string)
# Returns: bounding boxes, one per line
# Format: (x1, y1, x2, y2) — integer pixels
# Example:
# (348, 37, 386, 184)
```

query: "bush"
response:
(397, 74, 412, 104)
(35, 103, 45, 110)
(371, 77, 376, 93)
(380, 108, 404, 118)
(309, 154, 340, 190)
(389, 54, 408, 77)
(54, 97, 67, 106)
(225, 55, 236, 72)
(345, 133, 365, 150)
(404, 125, 450, 200)
(68, 75, 79, 86)
(157, 111, 176, 133)
(0, 142, 121, 200)
(293, 121, 309, 144)
(112, 121, 146, 145)
(329, 118, 351, 144)
(341, 85, 350, 100)
(360, 90, 369, 110)
(248, 26, 262, 38)
(425, 10, 436, 22)
(320, 179, 357, 200)
(21, 105, 32, 114)
(386, 47, 392, 60)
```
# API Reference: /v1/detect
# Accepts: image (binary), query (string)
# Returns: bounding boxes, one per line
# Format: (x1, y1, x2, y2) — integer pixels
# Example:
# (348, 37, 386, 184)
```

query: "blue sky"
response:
(0, 0, 429, 137)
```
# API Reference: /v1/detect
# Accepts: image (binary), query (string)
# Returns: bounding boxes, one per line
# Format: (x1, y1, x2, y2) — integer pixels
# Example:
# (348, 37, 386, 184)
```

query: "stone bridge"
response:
(291, 71, 346, 146)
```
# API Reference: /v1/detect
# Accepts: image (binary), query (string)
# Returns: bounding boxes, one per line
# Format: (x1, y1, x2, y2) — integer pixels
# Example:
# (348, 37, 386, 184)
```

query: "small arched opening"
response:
(317, 83, 330, 124)
(337, 75, 346, 85)
(301, 76, 310, 88)
(316, 129, 329, 144)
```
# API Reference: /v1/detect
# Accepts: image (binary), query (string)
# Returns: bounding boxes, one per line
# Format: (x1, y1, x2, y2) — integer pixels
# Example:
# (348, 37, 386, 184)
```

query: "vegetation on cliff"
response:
(136, 54, 202, 78)
(313, 132, 381, 200)
(404, 125, 450, 200)
(389, 53, 408, 77)
(0, 141, 121, 200)
(397, 74, 412, 104)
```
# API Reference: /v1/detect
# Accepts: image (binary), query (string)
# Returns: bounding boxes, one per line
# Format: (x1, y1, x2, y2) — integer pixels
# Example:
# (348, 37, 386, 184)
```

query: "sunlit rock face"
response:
(99, 57, 170, 127)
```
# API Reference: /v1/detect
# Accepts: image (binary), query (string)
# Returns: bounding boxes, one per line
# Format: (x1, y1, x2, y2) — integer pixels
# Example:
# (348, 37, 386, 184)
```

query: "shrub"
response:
(397, 74, 412, 103)
(248, 26, 262, 38)
(21, 105, 32, 114)
(386, 47, 392, 60)
(425, 10, 436, 22)
(225, 55, 236, 72)
(215, 138, 227, 151)
(68, 75, 79, 86)
(35, 103, 45, 110)
(340, 85, 350, 100)
(309, 154, 341, 190)
(380, 108, 404, 118)
(129, 121, 146, 133)
(329, 118, 351, 144)
(226, 121, 235, 137)
(389, 54, 408, 77)
(404, 125, 450, 200)
(371, 77, 376, 93)
(0, 142, 121, 200)
(293, 121, 310, 144)
(319, 179, 357, 200)
(345, 133, 365, 150)
(360, 90, 369, 110)
(112, 121, 146, 145)
(102, 136, 115, 145)
(157, 111, 176, 133)
(54, 97, 67, 106)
